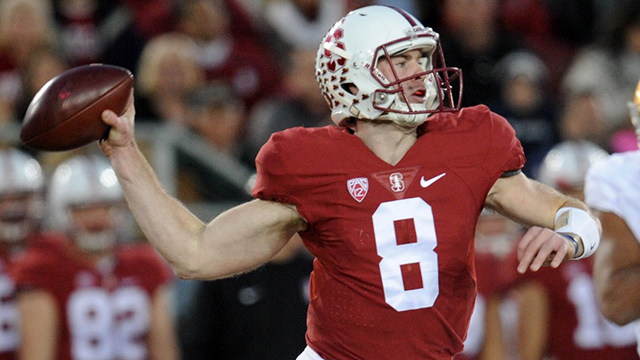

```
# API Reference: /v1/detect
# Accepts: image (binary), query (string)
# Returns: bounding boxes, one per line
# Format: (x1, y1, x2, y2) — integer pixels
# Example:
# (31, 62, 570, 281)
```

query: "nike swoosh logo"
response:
(420, 173, 446, 188)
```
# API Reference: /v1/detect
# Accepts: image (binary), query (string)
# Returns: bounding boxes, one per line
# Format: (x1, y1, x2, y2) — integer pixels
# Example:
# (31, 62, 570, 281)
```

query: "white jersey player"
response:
(585, 78, 640, 356)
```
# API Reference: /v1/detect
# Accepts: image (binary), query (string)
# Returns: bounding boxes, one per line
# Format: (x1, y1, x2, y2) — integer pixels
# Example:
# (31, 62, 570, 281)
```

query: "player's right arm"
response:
(100, 98, 308, 280)
(592, 211, 640, 325)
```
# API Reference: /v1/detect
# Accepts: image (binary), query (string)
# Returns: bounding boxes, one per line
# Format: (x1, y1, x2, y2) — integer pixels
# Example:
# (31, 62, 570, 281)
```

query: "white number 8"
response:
(372, 197, 439, 311)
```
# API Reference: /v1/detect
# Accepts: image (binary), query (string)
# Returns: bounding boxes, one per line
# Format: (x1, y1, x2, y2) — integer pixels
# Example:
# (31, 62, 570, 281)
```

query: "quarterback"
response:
(100, 6, 601, 360)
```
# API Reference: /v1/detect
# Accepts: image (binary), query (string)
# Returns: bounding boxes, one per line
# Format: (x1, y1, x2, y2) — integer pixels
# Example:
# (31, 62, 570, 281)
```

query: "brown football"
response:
(20, 64, 134, 151)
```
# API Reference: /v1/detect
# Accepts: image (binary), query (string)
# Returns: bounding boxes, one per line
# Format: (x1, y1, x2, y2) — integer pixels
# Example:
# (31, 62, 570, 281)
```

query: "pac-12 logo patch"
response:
(347, 177, 369, 202)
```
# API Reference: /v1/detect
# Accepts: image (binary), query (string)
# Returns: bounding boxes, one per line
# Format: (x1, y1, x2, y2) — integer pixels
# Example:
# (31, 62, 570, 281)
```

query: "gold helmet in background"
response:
(628, 79, 640, 143)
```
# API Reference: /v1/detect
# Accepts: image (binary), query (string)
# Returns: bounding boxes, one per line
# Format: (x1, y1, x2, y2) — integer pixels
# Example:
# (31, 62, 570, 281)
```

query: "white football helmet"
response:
(628, 78, 640, 143)
(315, 5, 462, 127)
(0, 148, 44, 243)
(538, 141, 609, 192)
(48, 155, 124, 253)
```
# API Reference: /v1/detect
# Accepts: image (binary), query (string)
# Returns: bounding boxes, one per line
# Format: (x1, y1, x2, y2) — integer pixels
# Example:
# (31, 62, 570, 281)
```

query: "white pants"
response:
(297, 346, 326, 360)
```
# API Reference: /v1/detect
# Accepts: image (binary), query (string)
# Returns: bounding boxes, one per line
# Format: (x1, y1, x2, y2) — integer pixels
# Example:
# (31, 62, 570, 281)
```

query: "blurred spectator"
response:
(245, 48, 331, 161)
(262, 0, 347, 52)
(0, 148, 45, 358)
(490, 51, 559, 177)
(437, 0, 529, 108)
(610, 125, 640, 153)
(176, 82, 253, 203)
(0, 0, 59, 124)
(562, 0, 640, 137)
(52, 0, 173, 71)
(14, 154, 179, 360)
(503, 141, 639, 360)
(557, 91, 610, 150)
(135, 32, 204, 124)
(185, 83, 247, 157)
(499, 0, 596, 95)
(176, 0, 283, 111)
(15, 46, 69, 121)
(117, 0, 176, 40)
(179, 234, 313, 360)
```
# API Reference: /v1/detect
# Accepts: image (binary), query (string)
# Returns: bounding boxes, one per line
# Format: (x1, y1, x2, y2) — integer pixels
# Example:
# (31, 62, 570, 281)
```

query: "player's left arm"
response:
(148, 284, 180, 360)
(485, 172, 601, 273)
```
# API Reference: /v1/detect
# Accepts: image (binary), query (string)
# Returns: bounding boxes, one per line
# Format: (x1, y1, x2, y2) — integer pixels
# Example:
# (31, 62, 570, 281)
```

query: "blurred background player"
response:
(456, 209, 525, 360)
(13, 154, 179, 360)
(0, 147, 44, 358)
(504, 140, 639, 360)
(586, 78, 640, 356)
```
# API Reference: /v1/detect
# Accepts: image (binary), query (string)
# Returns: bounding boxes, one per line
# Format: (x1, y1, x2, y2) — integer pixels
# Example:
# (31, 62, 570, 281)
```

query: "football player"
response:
(13, 154, 179, 360)
(507, 141, 639, 360)
(0, 148, 44, 359)
(586, 79, 640, 357)
(100, 6, 601, 359)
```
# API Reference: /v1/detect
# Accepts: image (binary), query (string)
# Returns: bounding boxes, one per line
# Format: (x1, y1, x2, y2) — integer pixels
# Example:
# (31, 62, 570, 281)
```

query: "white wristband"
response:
(554, 207, 600, 260)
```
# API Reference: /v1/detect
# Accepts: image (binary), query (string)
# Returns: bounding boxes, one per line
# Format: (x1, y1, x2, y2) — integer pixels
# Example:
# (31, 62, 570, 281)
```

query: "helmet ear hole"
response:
(341, 83, 358, 95)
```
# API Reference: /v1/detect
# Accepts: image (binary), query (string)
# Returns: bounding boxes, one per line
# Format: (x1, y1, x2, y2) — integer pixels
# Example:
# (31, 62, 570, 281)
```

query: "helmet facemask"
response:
(367, 35, 462, 126)
(67, 202, 125, 254)
(0, 193, 43, 244)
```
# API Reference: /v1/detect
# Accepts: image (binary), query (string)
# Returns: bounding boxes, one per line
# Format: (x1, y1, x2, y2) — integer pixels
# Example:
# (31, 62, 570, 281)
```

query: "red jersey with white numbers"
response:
(253, 105, 525, 359)
(13, 239, 173, 360)
(0, 255, 18, 360)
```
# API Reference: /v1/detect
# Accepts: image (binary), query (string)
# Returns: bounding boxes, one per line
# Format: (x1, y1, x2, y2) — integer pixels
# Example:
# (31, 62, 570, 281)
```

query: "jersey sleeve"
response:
(482, 108, 526, 177)
(252, 128, 314, 222)
(585, 154, 640, 242)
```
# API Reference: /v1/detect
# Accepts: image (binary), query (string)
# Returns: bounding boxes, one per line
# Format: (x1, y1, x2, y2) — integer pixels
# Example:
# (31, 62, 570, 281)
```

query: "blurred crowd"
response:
(1, 0, 640, 359)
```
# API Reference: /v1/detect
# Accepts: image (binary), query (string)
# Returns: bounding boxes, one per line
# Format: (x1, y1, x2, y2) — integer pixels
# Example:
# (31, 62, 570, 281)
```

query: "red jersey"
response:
(13, 239, 173, 360)
(253, 105, 525, 359)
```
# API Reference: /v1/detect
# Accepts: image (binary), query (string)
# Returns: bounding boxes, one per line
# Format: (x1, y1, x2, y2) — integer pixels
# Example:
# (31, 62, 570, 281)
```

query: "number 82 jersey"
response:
(253, 105, 525, 360)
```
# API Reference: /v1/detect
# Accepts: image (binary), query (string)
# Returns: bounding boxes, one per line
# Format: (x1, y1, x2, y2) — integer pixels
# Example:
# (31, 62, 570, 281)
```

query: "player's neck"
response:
(353, 120, 418, 166)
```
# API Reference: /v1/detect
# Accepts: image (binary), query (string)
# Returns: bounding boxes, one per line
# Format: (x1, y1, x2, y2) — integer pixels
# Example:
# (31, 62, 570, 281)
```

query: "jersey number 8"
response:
(372, 197, 439, 311)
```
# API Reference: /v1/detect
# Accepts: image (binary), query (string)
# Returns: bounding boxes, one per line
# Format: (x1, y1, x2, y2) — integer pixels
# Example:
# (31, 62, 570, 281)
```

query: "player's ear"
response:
(345, 83, 359, 95)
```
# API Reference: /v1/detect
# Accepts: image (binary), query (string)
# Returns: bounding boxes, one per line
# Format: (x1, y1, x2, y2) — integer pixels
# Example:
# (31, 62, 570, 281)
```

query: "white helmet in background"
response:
(0, 148, 44, 243)
(315, 5, 462, 127)
(538, 141, 609, 192)
(48, 155, 124, 253)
